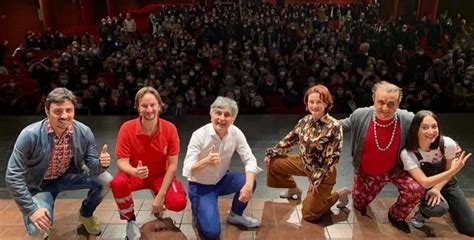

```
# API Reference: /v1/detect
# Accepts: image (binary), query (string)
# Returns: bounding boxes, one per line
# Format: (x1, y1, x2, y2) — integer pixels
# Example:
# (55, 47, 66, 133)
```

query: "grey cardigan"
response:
(340, 106, 414, 172)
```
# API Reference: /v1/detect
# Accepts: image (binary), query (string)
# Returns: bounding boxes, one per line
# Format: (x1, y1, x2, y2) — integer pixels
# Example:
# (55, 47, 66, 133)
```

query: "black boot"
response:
(355, 206, 368, 216)
(388, 212, 410, 233)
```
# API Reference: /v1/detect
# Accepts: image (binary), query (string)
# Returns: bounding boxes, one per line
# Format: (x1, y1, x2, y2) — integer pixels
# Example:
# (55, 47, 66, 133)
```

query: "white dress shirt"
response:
(183, 123, 262, 185)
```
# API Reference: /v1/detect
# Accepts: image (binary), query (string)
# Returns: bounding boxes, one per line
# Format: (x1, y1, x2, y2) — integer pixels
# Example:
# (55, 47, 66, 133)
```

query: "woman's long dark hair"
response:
(406, 110, 442, 151)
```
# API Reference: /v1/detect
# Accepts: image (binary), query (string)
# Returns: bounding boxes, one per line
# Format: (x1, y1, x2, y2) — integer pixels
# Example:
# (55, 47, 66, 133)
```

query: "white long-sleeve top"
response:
(183, 123, 262, 185)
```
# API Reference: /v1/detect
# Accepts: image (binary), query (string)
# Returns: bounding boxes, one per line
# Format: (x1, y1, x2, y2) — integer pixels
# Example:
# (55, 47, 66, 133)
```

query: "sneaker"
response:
(336, 187, 351, 208)
(78, 214, 101, 235)
(410, 211, 425, 229)
(227, 212, 260, 228)
(279, 188, 302, 200)
(126, 220, 141, 240)
(32, 229, 50, 240)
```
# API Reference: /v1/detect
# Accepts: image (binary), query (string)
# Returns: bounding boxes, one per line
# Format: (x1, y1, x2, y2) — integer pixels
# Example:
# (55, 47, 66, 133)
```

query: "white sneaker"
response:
(336, 187, 351, 208)
(125, 220, 141, 240)
(227, 212, 260, 228)
(410, 211, 425, 229)
(279, 188, 302, 200)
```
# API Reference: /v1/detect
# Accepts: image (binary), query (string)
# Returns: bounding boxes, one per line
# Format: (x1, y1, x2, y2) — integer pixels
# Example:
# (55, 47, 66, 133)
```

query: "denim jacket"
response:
(5, 118, 106, 217)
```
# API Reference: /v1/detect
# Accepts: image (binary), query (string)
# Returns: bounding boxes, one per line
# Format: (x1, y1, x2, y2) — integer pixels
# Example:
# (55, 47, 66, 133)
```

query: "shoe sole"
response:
(410, 220, 424, 229)
(279, 192, 302, 200)
(79, 222, 101, 235)
(227, 219, 260, 228)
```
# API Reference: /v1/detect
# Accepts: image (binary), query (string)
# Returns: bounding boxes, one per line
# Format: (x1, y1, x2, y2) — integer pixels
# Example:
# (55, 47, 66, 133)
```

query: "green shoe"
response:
(78, 214, 102, 235)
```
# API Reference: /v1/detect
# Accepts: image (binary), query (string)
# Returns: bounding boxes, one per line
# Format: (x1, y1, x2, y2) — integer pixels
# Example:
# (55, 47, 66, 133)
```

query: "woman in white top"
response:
(400, 110, 473, 236)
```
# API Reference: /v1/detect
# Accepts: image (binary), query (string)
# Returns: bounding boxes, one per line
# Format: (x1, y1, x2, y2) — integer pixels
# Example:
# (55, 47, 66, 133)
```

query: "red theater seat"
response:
(0, 74, 12, 85)
(97, 72, 118, 88)
(18, 78, 39, 94)
(263, 95, 285, 108)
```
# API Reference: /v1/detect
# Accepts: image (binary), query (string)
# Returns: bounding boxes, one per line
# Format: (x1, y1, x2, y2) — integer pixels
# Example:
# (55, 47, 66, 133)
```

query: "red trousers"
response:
(352, 170, 425, 221)
(110, 172, 187, 220)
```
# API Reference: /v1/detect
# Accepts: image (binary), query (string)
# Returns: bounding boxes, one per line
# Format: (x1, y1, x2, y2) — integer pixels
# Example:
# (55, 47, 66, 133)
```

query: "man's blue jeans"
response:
(188, 172, 257, 240)
(24, 171, 112, 237)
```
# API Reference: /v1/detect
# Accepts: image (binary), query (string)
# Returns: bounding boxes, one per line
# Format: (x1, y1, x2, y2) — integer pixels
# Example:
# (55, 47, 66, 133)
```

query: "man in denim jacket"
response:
(5, 88, 113, 239)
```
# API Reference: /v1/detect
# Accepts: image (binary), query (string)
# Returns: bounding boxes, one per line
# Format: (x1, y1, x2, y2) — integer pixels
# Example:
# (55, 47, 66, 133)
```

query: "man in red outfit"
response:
(110, 86, 187, 240)
(340, 81, 425, 233)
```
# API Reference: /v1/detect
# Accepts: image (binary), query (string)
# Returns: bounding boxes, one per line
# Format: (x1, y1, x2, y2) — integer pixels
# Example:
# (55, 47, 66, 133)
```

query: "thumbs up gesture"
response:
(135, 160, 149, 179)
(99, 144, 111, 168)
(207, 145, 220, 166)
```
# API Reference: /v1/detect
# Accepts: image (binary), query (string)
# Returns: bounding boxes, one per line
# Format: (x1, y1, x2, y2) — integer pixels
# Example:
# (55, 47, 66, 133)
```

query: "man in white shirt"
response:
(183, 96, 262, 239)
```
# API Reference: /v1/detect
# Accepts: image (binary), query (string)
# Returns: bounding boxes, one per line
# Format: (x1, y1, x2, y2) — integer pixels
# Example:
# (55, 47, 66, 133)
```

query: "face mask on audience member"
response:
(249, 92, 256, 98)
(99, 101, 106, 107)
(60, 79, 68, 85)
(286, 81, 294, 88)
(200, 91, 207, 97)
(149, 75, 156, 80)
(8, 82, 15, 88)
(81, 79, 88, 85)
(181, 79, 188, 85)
(254, 101, 262, 108)
(137, 82, 144, 87)
(98, 83, 105, 88)
(76, 103, 83, 109)
(189, 71, 195, 77)
(212, 71, 218, 77)
(137, 63, 143, 68)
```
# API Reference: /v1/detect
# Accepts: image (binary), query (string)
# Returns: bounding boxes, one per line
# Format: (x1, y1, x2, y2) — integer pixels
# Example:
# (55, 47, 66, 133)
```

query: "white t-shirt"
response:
(400, 136, 457, 171)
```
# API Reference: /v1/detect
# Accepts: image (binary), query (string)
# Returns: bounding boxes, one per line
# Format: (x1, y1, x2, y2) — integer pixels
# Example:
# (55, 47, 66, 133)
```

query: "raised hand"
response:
(450, 151, 471, 174)
(207, 145, 220, 166)
(100, 144, 111, 168)
(136, 160, 149, 179)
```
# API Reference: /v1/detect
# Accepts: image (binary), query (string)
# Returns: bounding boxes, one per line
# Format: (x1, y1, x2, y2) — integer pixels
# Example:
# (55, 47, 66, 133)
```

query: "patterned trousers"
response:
(352, 170, 425, 221)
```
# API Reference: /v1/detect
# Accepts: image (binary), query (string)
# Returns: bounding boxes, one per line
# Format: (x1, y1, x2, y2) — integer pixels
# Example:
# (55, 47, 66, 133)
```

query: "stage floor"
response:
(0, 197, 473, 239)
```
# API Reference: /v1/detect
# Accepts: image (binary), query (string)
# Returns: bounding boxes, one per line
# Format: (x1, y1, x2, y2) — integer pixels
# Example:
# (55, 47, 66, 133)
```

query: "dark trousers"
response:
(421, 182, 474, 237)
